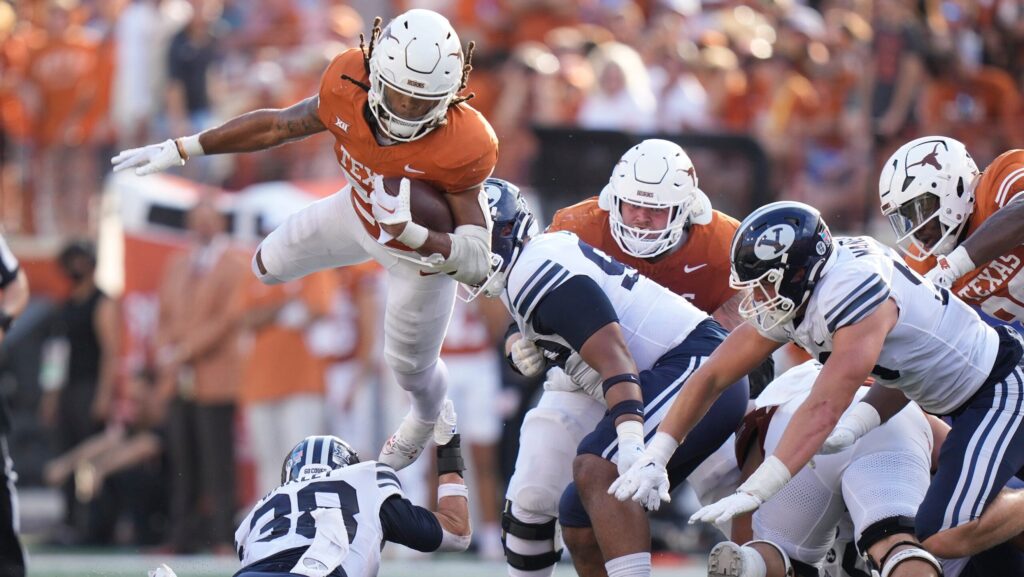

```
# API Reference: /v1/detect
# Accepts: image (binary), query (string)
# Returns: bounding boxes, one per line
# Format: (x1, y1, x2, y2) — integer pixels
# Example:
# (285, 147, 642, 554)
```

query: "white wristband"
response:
(616, 420, 644, 446)
(396, 221, 429, 250)
(738, 455, 792, 502)
(438, 483, 469, 501)
(945, 245, 976, 278)
(647, 431, 680, 468)
(844, 401, 882, 436)
(179, 134, 205, 158)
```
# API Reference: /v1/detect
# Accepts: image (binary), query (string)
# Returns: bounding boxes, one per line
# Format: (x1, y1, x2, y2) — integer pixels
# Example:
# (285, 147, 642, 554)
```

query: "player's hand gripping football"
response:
(510, 337, 546, 377)
(925, 246, 975, 289)
(371, 175, 412, 243)
(112, 139, 185, 176)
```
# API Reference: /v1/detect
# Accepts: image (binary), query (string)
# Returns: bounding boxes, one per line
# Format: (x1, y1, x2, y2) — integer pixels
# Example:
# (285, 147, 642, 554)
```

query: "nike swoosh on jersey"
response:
(683, 263, 708, 273)
(418, 270, 441, 276)
(404, 164, 425, 174)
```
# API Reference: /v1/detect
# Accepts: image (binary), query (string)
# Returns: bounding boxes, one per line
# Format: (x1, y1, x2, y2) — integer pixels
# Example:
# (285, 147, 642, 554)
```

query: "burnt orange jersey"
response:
(907, 150, 1024, 322)
(317, 48, 498, 247)
(24, 33, 97, 146)
(548, 197, 738, 314)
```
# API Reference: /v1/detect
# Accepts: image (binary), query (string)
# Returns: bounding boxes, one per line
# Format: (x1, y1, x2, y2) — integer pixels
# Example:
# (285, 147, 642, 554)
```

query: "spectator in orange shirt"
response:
(239, 267, 337, 496)
(22, 0, 99, 233)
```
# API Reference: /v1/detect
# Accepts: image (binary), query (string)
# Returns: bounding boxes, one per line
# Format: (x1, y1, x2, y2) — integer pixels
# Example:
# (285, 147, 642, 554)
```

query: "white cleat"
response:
(379, 400, 457, 470)
(707, 541, 746, 577)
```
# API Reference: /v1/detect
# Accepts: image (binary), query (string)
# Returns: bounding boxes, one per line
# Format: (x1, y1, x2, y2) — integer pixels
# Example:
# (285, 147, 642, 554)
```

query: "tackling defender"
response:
(468, 179, 748, 577)
(497, 139, 754, 577)
(111, 9, 498, 471)
(233, 421, 469, 576)
(613, 201, 1024, 566)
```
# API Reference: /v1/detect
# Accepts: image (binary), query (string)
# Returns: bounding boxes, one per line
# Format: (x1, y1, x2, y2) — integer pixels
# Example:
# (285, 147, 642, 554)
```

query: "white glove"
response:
(925, 245, 975, 289)
(688, 491, 763, 529)
(608, 431, 678, 511)
(615, 420, 645, 475)
(112, 139, 185, 176)
(819, 402, 881, 455)
(148, 564, 178, 577)
(511, 337, 545, 377)
(370, 175, 412, 243)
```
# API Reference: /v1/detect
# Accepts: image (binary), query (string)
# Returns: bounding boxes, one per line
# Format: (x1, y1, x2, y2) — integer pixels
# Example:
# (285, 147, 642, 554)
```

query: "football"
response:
(381, 176, 455, 234)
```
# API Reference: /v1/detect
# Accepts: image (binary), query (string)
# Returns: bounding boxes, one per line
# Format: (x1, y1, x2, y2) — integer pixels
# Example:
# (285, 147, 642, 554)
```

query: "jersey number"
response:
(578, 241, 639, 290)
(251, 480, 360, 544)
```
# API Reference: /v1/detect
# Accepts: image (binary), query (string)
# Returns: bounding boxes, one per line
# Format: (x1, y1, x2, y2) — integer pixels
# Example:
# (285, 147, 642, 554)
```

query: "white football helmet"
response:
(879, 136, 979, 261)
(598, 139, 712, 258)
(368, 9, 465, 142)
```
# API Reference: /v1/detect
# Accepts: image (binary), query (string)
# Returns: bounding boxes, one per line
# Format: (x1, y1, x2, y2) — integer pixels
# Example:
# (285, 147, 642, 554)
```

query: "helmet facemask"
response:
(608, 197, 690, 258)
(730, 267, 800, 331)
(459, 183, 537, 302)
(886, 192, 964, 260)
(368, 72, 454, 142)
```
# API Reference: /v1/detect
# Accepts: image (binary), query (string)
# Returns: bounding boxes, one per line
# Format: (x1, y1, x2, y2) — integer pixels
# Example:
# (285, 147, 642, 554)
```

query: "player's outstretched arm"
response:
(112, 96, 325, 176)
(433, 435, 471, 551)
(772, 299, 897, 473)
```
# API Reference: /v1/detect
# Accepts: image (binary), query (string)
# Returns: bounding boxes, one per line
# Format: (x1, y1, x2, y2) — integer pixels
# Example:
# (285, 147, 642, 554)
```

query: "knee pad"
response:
(502, 499, 563, 572)
(857, 516, 917, 557)
(252, 248, 284, 285)
(876, 543, 943, 577)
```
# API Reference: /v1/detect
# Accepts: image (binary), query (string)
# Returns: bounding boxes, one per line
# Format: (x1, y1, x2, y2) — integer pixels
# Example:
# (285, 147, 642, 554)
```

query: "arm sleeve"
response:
(0, 235, 20, 289)
(379, 495, 443, 552)
(530, 275, 618, 351)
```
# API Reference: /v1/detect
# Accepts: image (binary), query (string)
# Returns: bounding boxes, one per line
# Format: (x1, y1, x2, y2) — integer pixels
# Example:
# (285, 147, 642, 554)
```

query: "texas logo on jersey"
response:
(907, 150, 1024, 323)
(317, 48, 498, 248)
(547, 197, 738, 314)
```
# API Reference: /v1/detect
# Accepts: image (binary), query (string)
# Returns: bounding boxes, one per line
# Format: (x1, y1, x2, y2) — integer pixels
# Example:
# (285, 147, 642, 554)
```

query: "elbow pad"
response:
(440, 225, 491, 285)
(438, 527, 472, 552)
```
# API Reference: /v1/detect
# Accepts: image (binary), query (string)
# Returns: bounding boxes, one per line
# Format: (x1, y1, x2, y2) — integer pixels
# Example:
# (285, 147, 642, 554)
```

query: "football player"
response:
(465, 179, 749, 577)
(233, 425, 470, 577)
(495, 139, 755, 577)
(110, 9, 498, 471)
(612, 201, 1024, 563)
(0, 233, 28, 577)
(702, 360, 940, 577)
(879, 136, 1024, 327)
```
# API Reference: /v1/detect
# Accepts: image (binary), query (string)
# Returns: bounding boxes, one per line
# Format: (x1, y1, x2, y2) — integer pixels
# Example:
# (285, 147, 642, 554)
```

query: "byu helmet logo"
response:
(754, 224, 796, 260)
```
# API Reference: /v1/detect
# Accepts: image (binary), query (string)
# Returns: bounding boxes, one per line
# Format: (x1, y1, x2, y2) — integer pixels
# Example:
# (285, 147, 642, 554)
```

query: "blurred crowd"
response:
(2, 0, 1024, 558)
(2, 0, 1024, 236)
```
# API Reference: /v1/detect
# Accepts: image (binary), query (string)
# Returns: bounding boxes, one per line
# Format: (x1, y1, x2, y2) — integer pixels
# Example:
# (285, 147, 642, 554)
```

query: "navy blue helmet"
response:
(461, 178, 538, 300)
(730, 201, 835, 330)
(281, 435, 360, 484)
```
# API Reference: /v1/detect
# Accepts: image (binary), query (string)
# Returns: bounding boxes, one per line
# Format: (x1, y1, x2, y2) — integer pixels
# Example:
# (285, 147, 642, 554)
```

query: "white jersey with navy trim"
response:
(503, 232, 709, 397)
(757, 236, 999, 415)
(235, 461, 403, 577)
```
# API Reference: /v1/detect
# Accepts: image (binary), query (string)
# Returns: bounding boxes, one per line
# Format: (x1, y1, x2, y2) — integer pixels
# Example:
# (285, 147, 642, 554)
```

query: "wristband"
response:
(602, 373, 641, 395)
(647, 431, 679, 467)
(437, 483, 469, 501)
(176, 134, 205, 161)
(607, 399, 644, 422)
(436, 434, 465, 477)
(944, 245, 976, 278)
(396, 221, 429, 249)
(615, 419, 644, 442)
(737, 455, 792, 502)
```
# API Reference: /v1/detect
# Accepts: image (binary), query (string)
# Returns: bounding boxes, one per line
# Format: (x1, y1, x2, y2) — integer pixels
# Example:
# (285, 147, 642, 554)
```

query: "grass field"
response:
(25, 552, 709, 577)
